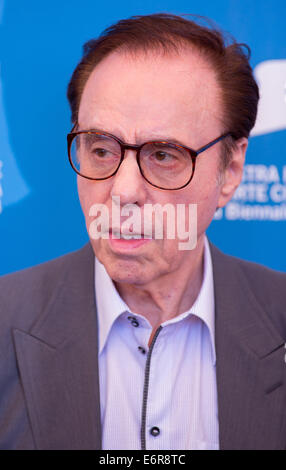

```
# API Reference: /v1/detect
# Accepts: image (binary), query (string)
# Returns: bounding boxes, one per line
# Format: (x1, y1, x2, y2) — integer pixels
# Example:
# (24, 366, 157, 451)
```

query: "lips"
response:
(107, 229, 153, 252)
(109, 228, 153, 239)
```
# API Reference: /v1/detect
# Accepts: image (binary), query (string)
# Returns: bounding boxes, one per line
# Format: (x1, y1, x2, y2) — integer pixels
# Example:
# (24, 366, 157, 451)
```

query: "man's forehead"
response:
(76, 122, 200, 148)
(78, 48, 223, 142)
(81, 48, 217, 92)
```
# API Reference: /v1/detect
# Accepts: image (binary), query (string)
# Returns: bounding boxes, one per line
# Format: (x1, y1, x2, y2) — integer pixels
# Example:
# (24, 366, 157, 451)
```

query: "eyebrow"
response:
(77, 126, 191, 148)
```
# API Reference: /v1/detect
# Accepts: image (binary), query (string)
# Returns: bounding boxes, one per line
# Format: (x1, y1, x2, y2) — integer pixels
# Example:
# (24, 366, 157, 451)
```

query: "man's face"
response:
(77, 49, 245, 285)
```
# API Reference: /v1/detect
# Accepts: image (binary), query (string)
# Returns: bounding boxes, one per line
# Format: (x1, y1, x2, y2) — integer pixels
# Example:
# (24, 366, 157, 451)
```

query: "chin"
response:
(108, 258, 161, 287)
(92, 239, 169, 285)
(95, 248, 142, 283)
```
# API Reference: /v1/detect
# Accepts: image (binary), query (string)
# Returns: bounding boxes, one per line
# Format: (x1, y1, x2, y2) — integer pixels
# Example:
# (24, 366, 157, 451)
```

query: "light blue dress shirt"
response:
(95, 236, 219, 450)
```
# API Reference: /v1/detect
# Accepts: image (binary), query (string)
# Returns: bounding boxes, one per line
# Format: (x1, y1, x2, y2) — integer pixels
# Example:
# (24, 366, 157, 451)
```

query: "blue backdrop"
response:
(1, 0, 286, 274)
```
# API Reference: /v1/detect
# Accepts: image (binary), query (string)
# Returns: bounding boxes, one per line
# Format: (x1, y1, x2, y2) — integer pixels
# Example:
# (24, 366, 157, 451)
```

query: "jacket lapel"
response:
(210, 243, 286, 450)
(13, 243, 102, 450)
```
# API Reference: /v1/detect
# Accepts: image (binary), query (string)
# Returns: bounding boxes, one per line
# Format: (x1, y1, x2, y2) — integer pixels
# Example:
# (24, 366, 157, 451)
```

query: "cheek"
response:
(195, 184, 221, 235)
(189, 157, 221, 206)
(77, 177, 110, 217)
(174, 177, 221, 237)
(77, 178, 89, 215)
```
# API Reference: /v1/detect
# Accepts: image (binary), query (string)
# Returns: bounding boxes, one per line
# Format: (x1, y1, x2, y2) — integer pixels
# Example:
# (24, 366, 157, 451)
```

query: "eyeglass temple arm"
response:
(195, 132, 233, 156)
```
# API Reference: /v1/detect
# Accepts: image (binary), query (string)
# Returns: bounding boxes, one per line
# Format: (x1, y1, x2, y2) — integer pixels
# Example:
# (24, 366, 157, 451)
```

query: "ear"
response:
(217, 137, 248, 208)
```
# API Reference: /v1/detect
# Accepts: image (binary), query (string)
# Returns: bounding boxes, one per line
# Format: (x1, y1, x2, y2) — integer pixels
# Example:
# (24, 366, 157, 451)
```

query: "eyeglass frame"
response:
(67, 125, 233, 190)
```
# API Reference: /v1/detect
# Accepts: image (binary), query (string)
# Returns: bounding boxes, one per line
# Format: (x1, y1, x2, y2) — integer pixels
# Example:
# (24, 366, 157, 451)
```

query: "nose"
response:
(110, 150, 147, 206)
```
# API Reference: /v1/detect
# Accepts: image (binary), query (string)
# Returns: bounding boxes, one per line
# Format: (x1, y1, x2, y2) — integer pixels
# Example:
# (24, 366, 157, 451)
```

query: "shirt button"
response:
(138, 346, 146, 354)
(127, 316, 139, 327)
(150, 426, 160, 437)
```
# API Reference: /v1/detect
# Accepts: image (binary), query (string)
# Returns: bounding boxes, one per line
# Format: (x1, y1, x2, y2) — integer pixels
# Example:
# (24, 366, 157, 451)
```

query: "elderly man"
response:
(0, 13, 285, 450)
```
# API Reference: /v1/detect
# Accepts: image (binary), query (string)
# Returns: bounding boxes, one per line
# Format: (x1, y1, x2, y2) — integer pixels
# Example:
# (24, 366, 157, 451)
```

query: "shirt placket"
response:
(140, 326, 168, 450)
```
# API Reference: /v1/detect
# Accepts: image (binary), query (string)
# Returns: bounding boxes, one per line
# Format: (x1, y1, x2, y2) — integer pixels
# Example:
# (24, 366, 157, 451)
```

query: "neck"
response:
(114, 235, 205, 330)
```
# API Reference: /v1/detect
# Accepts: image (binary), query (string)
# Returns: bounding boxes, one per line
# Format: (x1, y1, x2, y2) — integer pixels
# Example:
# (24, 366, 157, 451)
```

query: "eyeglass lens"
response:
(70, 133, 194, 189)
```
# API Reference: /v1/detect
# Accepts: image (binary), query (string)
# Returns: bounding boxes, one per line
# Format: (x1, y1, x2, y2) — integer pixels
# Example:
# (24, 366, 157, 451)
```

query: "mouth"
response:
(107, 228, 153, 252)
(109, 228, 153, 240)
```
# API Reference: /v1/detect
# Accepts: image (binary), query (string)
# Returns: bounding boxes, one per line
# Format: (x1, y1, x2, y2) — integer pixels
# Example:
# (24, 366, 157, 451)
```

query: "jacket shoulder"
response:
(210, 242, 286, 337)
(0, 243, 93, 330)
(216, 246, 286, 299)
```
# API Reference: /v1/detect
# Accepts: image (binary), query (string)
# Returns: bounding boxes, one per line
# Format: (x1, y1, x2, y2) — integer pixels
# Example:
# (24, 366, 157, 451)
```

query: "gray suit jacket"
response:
(0, 242, 285, 450)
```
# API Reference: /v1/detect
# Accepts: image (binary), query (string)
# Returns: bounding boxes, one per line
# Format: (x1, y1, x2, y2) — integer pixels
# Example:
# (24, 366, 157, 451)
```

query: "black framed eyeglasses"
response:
(67, 127, 232, 190)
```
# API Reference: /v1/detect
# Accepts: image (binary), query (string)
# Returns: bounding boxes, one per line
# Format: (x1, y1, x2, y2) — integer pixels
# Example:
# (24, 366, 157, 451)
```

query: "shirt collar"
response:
(95, 236, 216, 365)
(95, 257, 131, 355)
(189, 236, 216, 365)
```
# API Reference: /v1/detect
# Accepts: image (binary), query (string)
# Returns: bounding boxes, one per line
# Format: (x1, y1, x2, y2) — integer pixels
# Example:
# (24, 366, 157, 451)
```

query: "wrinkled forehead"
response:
(78, 49, 223, 142)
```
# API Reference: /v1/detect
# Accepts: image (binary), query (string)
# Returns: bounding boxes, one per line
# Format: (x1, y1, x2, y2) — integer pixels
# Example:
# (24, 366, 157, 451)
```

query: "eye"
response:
(92, 147, 109, 157)
(154, 151, 171, 161)
(152, 150, 178, 163)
